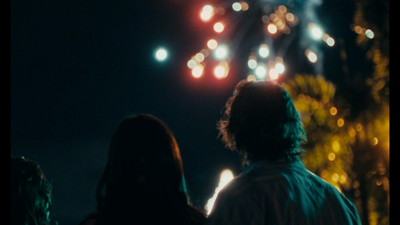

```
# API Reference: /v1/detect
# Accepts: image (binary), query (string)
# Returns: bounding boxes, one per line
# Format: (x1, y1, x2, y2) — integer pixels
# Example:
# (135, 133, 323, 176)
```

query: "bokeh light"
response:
(195, 53, 205, 62)
(155, 48, 168, 61)
(275, 62, 285, 74)
(247, 74, 256, 82)
(258, 44, 269, 58)
(214, 22, 225, 33)
(267, 23, 277, 34)
(337, 118, 344, 127)
(269, 68, 279, 80)
(232, 2, 242, 11)
(247, 59, 257, 69)
(240, 2, 249, 11)
(286, 13, 294, 22)
(192, 65, 204, 78)
(330, 107, 337, 115)
(255, 64, 267, 79)
(305, 49, 317, 63)
(332, 140, 340, 152)
(310, 25, 323, 39)
(372, 137, 379, 145)
(200, 5, 214, 22)
(187, 59, 197, 69)
(328, 152, 336, 161)
(331, 173, 339, 182)
(365, 29, 374, 39)
(214, 45, 229, 60)
(207, 39, 218, 50)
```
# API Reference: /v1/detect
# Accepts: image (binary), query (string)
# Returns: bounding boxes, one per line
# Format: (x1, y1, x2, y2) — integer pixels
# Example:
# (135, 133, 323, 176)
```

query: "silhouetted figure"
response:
(11, 157, 52, 225)
(79, 114, 206, 225)
(206, 80, 361, 224)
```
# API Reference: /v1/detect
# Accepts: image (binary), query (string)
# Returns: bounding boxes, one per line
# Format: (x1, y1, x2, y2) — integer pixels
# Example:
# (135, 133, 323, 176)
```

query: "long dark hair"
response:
(11, 157, 52, 225)
(95, 114, 191, 224)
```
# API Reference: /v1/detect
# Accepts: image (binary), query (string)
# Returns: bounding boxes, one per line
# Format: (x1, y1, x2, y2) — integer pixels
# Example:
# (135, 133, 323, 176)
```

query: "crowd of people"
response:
(11, 80, 362, 225)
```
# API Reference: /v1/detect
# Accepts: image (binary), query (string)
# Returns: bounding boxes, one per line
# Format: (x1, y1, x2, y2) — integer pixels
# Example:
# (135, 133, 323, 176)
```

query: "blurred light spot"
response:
(195, 53, 205, 62)
(200, 11, 212, 22)
(372, 137, 378, 145)
(354, 189, 361, 197)
(339, 175, 347, 184)
(278, 5, 287, 14)
(200, 49, 209, 57)
(207, 39, 218, 50)
(328, 152, 336, 161)
(305, 49, 317, 63)
(192, 65, 204, 78)
(269, 68, 279, 80)
(187, 59, 197, 69)
(247, 59, 257, 69)
(214, 45, 228, 60)
(262, 15, 270, 24)
(354, 25, 362, 34)
(310, 26, 323, 39)
(331, 173, 339, 182)
(326, 37, 335, 46)
(365, 29, 374, 39)
(255, 64, 267, 79)
(240, 2, 249, 11)
(205, 169, 234, 215)
(214, 22, 224, 33)
(286, 13, 294, 22)
(348, 128, 356, 137)
(258, 44, 269, 58)
(247, 74, 256, 82)
(214, 66, 226, 79)
(376, 179, 383, 186)
(352, 180, 360, 189)
(275, 62, 285, 74)
(270, 13, 277, 21)
(232, 2, 242, 11)
(155, 48, 168, 61)
(283, 26, 291, 34)
(267, 24, 277, 34)
(356, 123, 363, 131)
(332, 140, 340, 152)
(320, 170, 328, 178)
(337, 118, 344, 127)
(330, 107, 337, 116)
(203, 5, 213, 13)
(216, 7, 225, 15)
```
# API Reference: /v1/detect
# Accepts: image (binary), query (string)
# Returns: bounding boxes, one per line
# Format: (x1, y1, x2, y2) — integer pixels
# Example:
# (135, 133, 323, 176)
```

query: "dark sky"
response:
(11, 0, 371, 224)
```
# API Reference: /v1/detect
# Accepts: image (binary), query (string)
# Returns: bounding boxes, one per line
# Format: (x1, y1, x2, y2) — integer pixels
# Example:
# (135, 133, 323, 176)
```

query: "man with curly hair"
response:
(206, 80, 361, 225)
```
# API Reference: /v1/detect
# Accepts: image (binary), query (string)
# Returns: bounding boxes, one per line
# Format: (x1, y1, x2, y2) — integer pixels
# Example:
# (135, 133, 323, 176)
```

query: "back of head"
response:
(11, 157, 52, 225)
(218, 80, 307, 165)
(96, 114, 190, 224)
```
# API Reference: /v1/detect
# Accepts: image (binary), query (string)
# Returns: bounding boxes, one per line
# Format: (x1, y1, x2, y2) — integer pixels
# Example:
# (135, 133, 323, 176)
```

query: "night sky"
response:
(11, 0, 371, 224)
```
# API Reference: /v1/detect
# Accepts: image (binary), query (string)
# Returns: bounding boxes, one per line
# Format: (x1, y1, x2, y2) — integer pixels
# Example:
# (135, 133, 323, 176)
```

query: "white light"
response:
(365, 29, 374, 39)
(311, 26, 323, 39)
(255, 65, 267, 79)
(214, 45, 228, 60)
(247, 59, 257, 69)
(326, 37, 335, 46)
(232, 2, 242, 11)
(269, 68, 279, 80)
(306, 50, 318, 63)
(192, 65, 203, 78)
(203, 5, 213, 13)
(275, 62, 285, 74)
(214, 66, 226, 79)
(195, 53, 205, 62)
(155, 48, 168, 61)
(187, 59, 197, 69)
(205, 169, 234, 215)
(259, 45, 269, 58)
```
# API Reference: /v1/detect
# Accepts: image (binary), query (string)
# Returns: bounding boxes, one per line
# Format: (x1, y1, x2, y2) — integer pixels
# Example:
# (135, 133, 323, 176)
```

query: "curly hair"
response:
(11, 157, 52, 225)
(217, 80, 307, 165)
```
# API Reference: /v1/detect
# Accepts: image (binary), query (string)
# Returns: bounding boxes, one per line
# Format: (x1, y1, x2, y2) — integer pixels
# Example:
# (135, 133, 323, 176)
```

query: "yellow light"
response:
(195, 53, 205, 62)
(354, 25, 362, 34)
(278, 5, 287, 14)
(286, 13, 294, 22)
(339, 175, 347, 184)
(328, 152, 336, 161)
(356, 123, 363, 131)
(332, 140, 340, 152)
(330, 107, 337, 115)
(267, 24, 277, 34)
(187, 59, 197, 69)
(352, 180, 360, 189)
(269, 68, 279, 80)
(247, 74, 256, 82)
(214, 22, 225, 33)
(331, 173, 339, 182)
(354, 189, 361, 197)
(372, 137, 378, 145)
(240, 2, 249, 11)
(305, 49, 317, 63)
(320, 170, 328, 178)
(337, 118, 344, 127)
(207, 39, 218, 50)
(348, 128, 356, 137)
(192, 65, 204, 78)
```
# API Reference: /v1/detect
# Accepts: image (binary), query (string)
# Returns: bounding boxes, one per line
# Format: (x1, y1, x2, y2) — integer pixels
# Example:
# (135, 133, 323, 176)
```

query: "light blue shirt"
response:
(206, 159, 361, 225)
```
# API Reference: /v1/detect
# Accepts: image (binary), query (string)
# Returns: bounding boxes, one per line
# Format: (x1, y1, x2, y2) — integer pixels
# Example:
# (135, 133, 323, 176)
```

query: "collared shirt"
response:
(206, 159, 361, 225)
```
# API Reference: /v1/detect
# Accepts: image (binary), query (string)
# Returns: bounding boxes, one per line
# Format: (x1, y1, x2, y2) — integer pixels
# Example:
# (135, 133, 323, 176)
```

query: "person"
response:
(206, 80, 361, 224)
(11, 157, 53, 225)
(79, 114, 206, 225)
